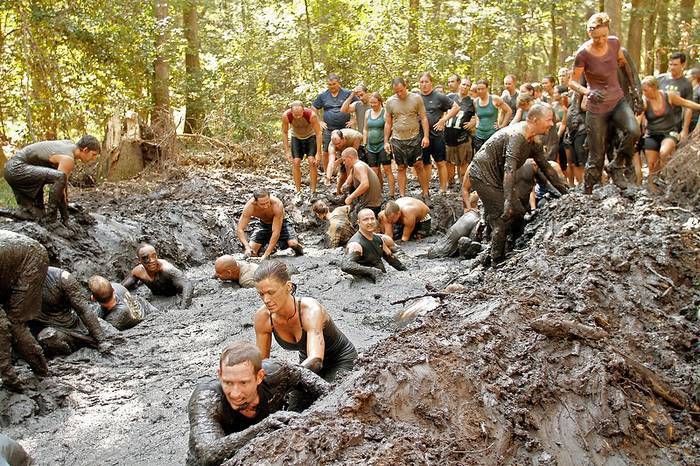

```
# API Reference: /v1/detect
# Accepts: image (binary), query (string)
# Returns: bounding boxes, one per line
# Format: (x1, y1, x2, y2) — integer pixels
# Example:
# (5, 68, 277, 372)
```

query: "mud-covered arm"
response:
(266, 361, 330, 399)
(534, 170, 563, 198)
(340, 244, 382, 281)
(188, 386, 278, 466)
(502, 137, 523, 209)
(62, 272, 104, 341)
(169, 267, 193, 309)
(381, 237, 406, 271)
(121, 271, 141, 291)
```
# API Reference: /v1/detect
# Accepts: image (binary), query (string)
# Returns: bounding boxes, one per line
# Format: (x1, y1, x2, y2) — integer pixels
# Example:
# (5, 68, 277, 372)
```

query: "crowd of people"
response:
(1, 11, 699, 466)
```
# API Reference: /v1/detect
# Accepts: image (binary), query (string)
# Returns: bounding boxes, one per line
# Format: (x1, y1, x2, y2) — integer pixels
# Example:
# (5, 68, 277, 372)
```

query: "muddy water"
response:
(0, 169, 468, 465)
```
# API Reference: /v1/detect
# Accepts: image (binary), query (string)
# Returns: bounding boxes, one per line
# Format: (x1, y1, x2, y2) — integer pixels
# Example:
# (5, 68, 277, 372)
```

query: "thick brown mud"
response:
(1, 144, 699, 465)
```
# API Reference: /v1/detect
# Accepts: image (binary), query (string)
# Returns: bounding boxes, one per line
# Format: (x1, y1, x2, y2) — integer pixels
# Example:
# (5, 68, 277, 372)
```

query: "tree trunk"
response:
(549, 3, 559, 76)
(407, 0, 419, 60)
(183, 0, 204, 134)
(643, 0, 657, 76)
(152, 0, 175, 161)
(655, 0, 670, 74)
(626, 0, 643, 67)
(604, 0, 622, 37)
(302, 0, 315, 76)
(679, 0, 696, 49)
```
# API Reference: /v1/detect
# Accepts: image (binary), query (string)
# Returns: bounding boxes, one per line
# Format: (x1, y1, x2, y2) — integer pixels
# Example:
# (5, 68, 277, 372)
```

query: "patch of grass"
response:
(0, 178, 16, 208)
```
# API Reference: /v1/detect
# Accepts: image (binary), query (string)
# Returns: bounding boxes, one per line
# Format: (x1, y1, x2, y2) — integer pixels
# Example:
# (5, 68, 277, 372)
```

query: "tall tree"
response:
(679, 0, 696, 49)
(183, 0, 204, 134)
(655, 0, 670, 74)
(643, 0, 657, 75)
(153, 0, 175, 159)
(626, 0, 643, 67)
(604, 0, 622, 37)
(407, 0, 420, 62)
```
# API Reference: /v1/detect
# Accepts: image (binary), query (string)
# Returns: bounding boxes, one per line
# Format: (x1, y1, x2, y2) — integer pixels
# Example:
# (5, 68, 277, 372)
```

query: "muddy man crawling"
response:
(122, 243, 194, 309)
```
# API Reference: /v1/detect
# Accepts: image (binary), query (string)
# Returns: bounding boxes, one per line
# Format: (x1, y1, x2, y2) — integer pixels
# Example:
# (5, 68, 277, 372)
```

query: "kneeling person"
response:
(122, 243, 194, 308)
(88, 275, 156, 331)
(187, 341, 329, 466)
(378, 197, 431, 242)
(213, 255, 258, 288)
(311, 200, 354, 248)
(341, 209, 406, 282)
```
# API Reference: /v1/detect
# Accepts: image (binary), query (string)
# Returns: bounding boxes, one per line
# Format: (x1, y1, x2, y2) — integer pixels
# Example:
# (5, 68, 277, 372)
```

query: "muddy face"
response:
(138, 246, 159, 274)
(256, 277, 292, 314)
(218, 361, 263, 411)
(254, 195, 271, 211)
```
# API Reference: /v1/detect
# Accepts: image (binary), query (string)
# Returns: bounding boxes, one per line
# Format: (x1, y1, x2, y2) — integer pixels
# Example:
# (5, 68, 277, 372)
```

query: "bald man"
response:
(213, 255, 259, 288)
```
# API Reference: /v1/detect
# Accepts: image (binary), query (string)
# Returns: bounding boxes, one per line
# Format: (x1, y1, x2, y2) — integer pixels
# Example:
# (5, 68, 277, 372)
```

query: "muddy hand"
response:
(97, 341, 114, 354)
(267, 410, 300, 429)
(588, 89, 606, 103)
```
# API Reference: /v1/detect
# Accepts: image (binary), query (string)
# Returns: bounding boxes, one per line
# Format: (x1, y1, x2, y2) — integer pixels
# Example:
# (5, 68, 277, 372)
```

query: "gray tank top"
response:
(645, 91, 677, 136)
(353, 161, 382, 208)
(14, 140, 76, 167)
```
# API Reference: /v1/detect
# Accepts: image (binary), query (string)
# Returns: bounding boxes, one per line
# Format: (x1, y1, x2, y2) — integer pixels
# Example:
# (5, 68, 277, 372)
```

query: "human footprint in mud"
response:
(0, 231, 50, 391)
(213, 255, 258, 288)
(311, 200, 355, 248)
(122, 243, 194, 308)
(236, 189, 303, 259)
(30, 266, 112, 356)
(1, 136, 100, 224)
(378, 197, 431, 242)
(88, 275, 156, 331)
(341, 209, 407, 282)
(468, 103, 568, 264)
(253, 260, 358, 382)
(187, 341, 329, 466)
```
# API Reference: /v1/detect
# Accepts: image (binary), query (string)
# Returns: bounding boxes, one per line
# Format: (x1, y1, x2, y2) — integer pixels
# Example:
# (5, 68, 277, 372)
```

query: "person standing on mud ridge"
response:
(339, 148, 383, 220)
(1, 136, 101, 224)
(378, 197, 431, 242)
(0, 230, 50, 391)
(30, 266, 112, 356)
(88, 275, 156, 330)
(213, 255, 258, 288)
(187, 341, 329, 466)
(341, 209, 407, 282)
(236, 189, 304, 259)
(281, 101, 323, 197)
(468, 103, 569, 265)
(253, 260, 358, 382)
(122, 243, 194, 308)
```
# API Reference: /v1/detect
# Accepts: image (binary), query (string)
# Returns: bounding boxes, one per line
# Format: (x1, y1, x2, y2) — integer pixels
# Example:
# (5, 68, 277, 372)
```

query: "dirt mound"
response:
(662, 128, 700, 210)
(224, 188, 700, 465)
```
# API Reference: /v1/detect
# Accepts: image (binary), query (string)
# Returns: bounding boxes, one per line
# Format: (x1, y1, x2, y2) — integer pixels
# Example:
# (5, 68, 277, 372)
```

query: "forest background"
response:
(0, 0, 698, 148)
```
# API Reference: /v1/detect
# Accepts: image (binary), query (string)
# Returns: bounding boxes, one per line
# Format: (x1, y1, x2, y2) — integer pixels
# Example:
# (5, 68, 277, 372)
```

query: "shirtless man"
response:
(122, 243, 194, 308)
(237, 189, 303, 259)
(326, 128, 364, 193)
(88, 275, 156, 331)
(213, 255, 258, 288)
(311, 200, 355, 248)
(378, 197, 431, 242)
(2, 136, 100, 223)
(187, 341, 329, 466)
(340, 209, 406, 282)
(0, 231, 49, 390)
(340, 147, 383, 219)
(31, 266, 111, 356)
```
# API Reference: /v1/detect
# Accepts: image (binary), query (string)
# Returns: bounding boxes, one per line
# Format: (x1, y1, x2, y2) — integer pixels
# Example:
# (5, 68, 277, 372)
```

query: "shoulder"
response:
(300, 297, 326, 326)
(609, 36, 620, 47)
(189, 380, 222, 409)
(254, 305, 271, 328)
(574, 41, 592, 61)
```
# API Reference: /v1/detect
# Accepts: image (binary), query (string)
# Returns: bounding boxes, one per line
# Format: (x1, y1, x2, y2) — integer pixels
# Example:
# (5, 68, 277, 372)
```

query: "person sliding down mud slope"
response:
(31, 266, 112, 356)
(122, 243, 194, 308)
(341, 208, 406, 282)
(187, 341, 329, 466)
(236, 189, 303, 260)
(88, 275, 156, 331)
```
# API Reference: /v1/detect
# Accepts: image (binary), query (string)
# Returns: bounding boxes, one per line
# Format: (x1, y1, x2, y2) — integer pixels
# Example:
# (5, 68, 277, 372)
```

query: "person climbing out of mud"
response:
(0, 231, 50, 391)
(122, 243, 194, 308)
(213, 255, 258, 288)
(236, 189, 304, 260)
(377, 197, 431, 242)
(186, 341, 329, 466)
(311, 200, 355, 248)
(468, 103, 568, 265)
(341, 208, 407, 282)
(88, 275, 156, 331)
(1, 135, 101, 224)
(339, 147, 383, 222)
(253, 260, 357, 382)
(326, 128, 364, 194)
(30, 266, 112, 356)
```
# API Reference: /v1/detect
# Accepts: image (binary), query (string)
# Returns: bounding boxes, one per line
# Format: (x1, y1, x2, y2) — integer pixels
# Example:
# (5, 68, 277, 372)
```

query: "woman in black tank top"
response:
(252, 260, 357, 382)
(641, 76, 700, 191)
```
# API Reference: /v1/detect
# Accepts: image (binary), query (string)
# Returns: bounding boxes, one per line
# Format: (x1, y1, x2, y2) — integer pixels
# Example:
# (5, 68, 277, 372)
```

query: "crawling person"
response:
(2, 135, 101, 223)
(378, 197, 431, 242)
(0, 230, 50, 391)
(30, 266, 112, 356)
(236, 189, 303, 259)
(88, 275, 156, 331)
(341, 209, 406, 282)
(122, 243, 194, 309)
(187, 341, 329, 466)
(427, 209, 482, 259)
(213, 255, 258, 288)
(253, 260, 358, 382)
(311, 200, 355, 248)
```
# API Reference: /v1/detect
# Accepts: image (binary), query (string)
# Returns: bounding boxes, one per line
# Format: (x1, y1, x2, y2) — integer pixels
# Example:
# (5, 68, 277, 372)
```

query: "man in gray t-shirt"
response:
(2, 136, 101, 223)
(657, 52, 693, 141)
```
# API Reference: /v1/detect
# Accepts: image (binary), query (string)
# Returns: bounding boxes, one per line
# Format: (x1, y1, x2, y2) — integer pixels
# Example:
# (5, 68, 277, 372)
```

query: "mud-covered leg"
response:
(0, 309, 22, 391)
(37, 327, 74, 356)
(9, 322, 48, 376)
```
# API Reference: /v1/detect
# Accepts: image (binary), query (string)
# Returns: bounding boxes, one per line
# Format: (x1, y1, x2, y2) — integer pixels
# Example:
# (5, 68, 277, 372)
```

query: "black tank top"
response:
(270, 299, 356, 366)
(348, 231, 385, 271)
(645, 91, 676, 135)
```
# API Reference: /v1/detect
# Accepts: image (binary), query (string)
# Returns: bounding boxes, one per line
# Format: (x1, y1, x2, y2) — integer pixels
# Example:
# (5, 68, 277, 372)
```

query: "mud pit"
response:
(1, 147, 699, 465)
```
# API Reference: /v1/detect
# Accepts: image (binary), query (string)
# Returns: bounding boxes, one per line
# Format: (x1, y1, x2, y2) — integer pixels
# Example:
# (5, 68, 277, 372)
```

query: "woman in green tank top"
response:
(473, 79, 512, 153)
(363, 92, 395, 197)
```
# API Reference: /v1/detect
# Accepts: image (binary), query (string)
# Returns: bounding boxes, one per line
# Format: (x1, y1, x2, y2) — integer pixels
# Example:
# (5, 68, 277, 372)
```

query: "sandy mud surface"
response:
(1, 143, 699, 465)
